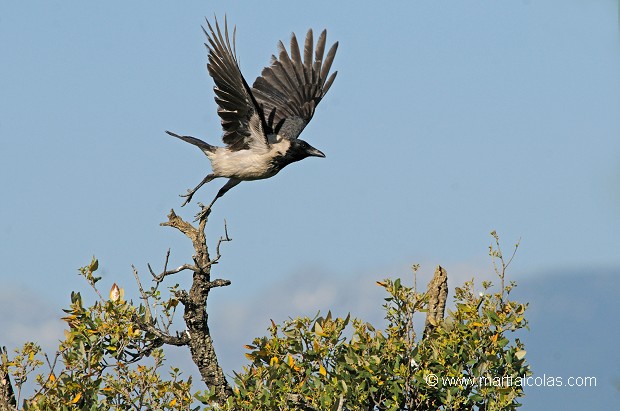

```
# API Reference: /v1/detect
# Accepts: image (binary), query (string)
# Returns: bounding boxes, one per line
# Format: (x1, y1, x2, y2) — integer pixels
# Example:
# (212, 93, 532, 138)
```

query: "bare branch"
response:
(28, 352, 61, 400)
(212, 219, 232, 265)
(503, 238, 521, 271)
(148, 262, 198, 283)
(131, 265, 190, 351)
(160, 210, 203, 250)
(145, 249, 199, 290)
(132, 265, 153, 322)
(141, 321, 190, 347)
(423, 265, 449, 339)
(336, 394, 344, 411)
(490, 233, 520, 300)
(156, 209, 233, 403)
(160, 209, 194, 234)
(207, 279, 231, 289)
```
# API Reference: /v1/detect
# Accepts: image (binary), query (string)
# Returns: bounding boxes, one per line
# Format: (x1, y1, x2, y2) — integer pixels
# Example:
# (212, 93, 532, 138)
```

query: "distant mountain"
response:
(516, 268, 620, 409)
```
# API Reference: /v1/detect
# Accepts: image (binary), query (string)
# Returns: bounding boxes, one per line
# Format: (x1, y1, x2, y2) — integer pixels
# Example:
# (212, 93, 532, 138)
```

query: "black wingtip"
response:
(165, 130, 186, 139)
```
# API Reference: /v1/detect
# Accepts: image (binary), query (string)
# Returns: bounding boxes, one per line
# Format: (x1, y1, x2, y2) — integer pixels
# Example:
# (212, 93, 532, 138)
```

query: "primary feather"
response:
(252, 29, 338, 140)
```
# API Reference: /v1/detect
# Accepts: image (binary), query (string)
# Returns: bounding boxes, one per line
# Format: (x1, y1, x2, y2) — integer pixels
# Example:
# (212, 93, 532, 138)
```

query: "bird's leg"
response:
(181, 174, 216, 207)
(194, 178, 241, 221)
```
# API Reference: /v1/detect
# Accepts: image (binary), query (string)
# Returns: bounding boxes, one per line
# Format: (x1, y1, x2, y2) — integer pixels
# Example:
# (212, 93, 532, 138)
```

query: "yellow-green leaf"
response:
(70, 392, 82, 404)
(90, 258, 99, 272)
(314, 321, 327, 337)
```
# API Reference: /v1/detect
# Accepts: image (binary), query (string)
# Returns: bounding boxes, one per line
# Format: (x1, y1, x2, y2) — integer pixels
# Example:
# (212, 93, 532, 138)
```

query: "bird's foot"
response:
(194, 203, 212, 222)
(180, 190, 195, 207)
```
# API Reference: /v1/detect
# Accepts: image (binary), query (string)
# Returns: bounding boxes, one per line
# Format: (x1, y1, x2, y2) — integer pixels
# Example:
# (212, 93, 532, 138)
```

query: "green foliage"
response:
(198, 238, 530, 410)
(5, 258, 195, 411)
(5, 235, 530, 410)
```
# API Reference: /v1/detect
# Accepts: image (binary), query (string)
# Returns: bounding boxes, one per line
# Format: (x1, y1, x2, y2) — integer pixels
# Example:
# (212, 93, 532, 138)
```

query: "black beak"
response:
(307, 146, 326, 158)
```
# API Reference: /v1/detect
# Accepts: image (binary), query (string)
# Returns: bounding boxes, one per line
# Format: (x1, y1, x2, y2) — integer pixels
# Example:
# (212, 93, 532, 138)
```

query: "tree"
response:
(1, 209, 529, 410)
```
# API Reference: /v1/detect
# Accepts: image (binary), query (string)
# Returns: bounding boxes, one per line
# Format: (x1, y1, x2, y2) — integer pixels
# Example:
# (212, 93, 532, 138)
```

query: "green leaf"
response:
(485, 310, 501, 324)
(314, 321, 326, 337)
(89, 258, 99, 272)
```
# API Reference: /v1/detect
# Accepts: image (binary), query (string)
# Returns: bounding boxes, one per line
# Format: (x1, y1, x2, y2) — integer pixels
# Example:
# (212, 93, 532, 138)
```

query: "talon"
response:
(180, 188, 196, 207)
(180, 194, 193, 207)
(194, 206, 212, 222)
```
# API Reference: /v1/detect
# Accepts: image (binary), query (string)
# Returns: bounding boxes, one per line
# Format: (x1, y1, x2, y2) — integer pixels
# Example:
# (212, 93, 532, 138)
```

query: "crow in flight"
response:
(167, 17, 338, 220)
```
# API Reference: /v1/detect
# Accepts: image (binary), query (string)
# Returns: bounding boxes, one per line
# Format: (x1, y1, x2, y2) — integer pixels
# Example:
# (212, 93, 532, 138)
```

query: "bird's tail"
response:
(166, 131, 215, 154)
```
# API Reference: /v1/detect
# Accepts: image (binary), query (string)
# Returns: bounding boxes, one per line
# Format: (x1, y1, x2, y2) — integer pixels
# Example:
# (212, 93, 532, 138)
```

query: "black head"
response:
(288, 139, 325, 162)
(271, 139, 326, 171)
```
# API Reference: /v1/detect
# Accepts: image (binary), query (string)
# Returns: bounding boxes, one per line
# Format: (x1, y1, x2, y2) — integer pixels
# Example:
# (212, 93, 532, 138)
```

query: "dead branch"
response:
(207, 279, 231, 289)
(147, 249, 199, 287)
(140, 322, 190, 347)
(131, 209, 233, 404)
(423, 265, 448, 339)
(160, 210, 207, 256)
(130, 209, 232, 404)
(132, 266, 154, 322)
(212, 220, 232, 265)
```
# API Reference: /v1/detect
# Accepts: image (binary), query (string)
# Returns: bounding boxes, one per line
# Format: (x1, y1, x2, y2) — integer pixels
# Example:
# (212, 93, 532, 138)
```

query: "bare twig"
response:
(132, 265, 153, 322)
(336, 394, 344, 411)
(43, 352, 58, 376)
(212, 220, 232, 265)
(148, 262, 198, 284)
(503, 238, 521, 271)
(28, 352, 61, 400)
(146, 249, 199, 289)
(490, 232, 520, 300)
(131, 265, 190, 350)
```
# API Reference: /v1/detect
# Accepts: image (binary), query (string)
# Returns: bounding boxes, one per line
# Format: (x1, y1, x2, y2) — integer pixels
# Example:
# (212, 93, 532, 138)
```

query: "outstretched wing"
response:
(251, 29, 338, 140)
(204, 17, 271, 150)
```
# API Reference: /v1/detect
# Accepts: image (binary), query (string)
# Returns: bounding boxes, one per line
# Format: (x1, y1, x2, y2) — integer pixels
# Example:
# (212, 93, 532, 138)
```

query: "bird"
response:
(166, 16, 338, 220)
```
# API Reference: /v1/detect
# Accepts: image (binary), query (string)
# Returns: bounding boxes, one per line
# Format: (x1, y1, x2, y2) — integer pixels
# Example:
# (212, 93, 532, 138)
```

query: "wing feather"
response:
(289, 34, 306, 89)
(303, 29, 313, 85)
(204, 17, 269, 149)
(320, 41, 339, 88)
(251, 29, 338, 140)
(276, 42, 304, 105)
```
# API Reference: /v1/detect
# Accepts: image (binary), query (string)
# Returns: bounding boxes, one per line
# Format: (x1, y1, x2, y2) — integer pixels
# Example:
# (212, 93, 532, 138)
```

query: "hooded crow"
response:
(167, 17, 338, 220)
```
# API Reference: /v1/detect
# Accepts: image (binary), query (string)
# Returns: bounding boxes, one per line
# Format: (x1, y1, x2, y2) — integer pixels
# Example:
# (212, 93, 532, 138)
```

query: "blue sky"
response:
(1, 1, 619, 409)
